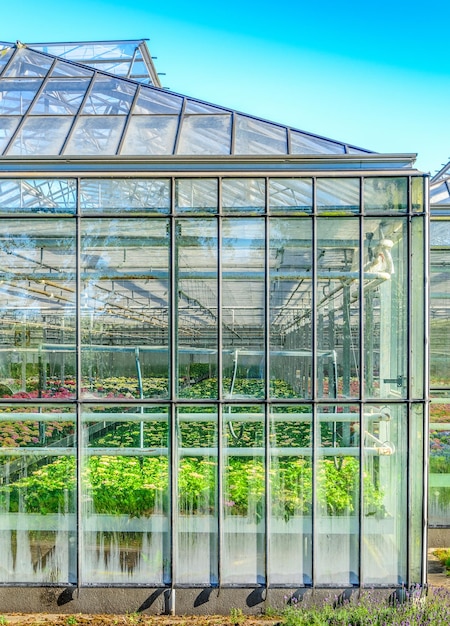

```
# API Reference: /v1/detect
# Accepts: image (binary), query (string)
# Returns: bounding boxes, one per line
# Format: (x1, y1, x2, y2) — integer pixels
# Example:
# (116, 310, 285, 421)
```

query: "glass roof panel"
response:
(133, 87, 183, 114)
(0, 46, 14, 72)
(81, 75, 136, 115)
(234, 115, 287, 155)
(6, 116, 73, 155)
(30, 78, 91, 115)
(64, 116, 125, 155)
(120, 116, 179, 155)
(51, 60, 93, 78)
(3, 48, 53, 77)
(290, 130, 346, 155)
(0, 78, 43, 115)
(184, 99, 229, 114)
(177, 115, 231, 155)
(430, 180, 450, 206)
(0, 117, 20, 153)
(29, 41, 156, 85)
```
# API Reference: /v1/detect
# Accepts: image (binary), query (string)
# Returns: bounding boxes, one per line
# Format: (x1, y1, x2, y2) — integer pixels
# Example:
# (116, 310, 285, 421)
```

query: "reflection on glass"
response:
(429, 400, 450, 527)
(364, 218, 407, 398)
(317, 178, 360, 214)
(80, 219, 169, 399)
(269, 178, 313, 214)
(0, 218, 76, 396)
(315, 404, 360, 585)
(176, 406, 217, 584)
(364, 178, 407, 213)
(0, 405, 76, 583)
(175, 179, 218, 214)
(362, 404, 406, 584)
(80, 178, 170, 214)
(222, 219, 265, 399)
(222, 405, 265, 584)
(177, 219, 217, 398)
(269, 405, 312, 584)
(270, 218, 312, 399)
(222, 178, 265, 214)
(0, 179, 76, 215)
(81, 405, 169, 584)
(317, 218, 359, 398)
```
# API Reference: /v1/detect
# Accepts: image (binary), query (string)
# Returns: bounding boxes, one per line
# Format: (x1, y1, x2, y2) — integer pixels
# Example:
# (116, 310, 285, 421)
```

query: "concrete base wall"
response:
(0, 587, 408, 616)
(428, 528, 450, 548)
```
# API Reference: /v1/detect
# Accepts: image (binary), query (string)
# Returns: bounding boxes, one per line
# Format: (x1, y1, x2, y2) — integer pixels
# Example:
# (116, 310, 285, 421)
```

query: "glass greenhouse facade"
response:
(0, 40, 428, 612)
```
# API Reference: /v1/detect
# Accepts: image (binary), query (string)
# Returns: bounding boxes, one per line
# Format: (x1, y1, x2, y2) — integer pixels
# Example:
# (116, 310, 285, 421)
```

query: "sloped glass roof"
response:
(27, 40, 160, 86)
(0, 41, 375, 158)
(431, 162, 450, 206)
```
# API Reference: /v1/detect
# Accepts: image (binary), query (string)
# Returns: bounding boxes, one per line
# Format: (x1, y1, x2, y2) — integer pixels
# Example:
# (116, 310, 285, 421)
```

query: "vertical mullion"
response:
(311, 178, 317, 587)
(169, 178, 177, 591)
(217, 178, 223, 588)
(406, 176, 414, 587)
(359, 178, 365, 588)
(422, 175, 430, 587)
(264, 177, 270, 588)
(75, 177, 82, 587)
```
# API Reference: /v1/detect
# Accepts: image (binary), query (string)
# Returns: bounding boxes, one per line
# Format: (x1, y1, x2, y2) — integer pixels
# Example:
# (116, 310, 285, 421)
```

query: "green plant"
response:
(65, 617, 77, 626)
(229, 607, 245, 626)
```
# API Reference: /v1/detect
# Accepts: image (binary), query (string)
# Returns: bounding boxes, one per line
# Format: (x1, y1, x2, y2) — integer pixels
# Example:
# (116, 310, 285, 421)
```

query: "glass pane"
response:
(270, 218, 312, 399)
(222, 405, 265, 584)
(269, 178, 312, 214)
(0, 218, 76, 395)
(4, 49, 53, 77)
(222, 219, 265, 399)
(429, 400, 450, 526)
(0, 116, 20, 153)
(0, 45, 14, 71)
(411, 217, 425, 398)
(81, 76, 136, 115)
(120, 116, 178, 155)
(222, 178, 265, 215)
(0, 404, 76, 583)
(133, 88, 183, 114)
(51, 60, 93, 78)
(64, 116, 125, 155)
(290, 130, 346, 155)
(410, 404, 424, 582)
(6, 117, 73, 156)
(184, 100, 226, 114)
(177, 115, 231, 155)
(430, 221, 450, 388)
(0, 179, 76, 215)
(80, 178, 170, 214)
(81, 405, 169, 583)
(234, 115, 287, 155)
(364, 178, 407, 213)
(175, 178, 218, 214)
(315, 404, 360, 585)
(176, 406, 217, 584)
(317, 218, 360, 398)
(412, 176, 425, 213)
(177, 219, 218, 399)
(317, 178, 360, 214)
(362, 404, 407, 584)
(0, 79, 44, 115)
(364, 218, 407, 399)
(269, 405, 312, 584)
(30, 78, 91, 115)
(80, 219, 169, 399)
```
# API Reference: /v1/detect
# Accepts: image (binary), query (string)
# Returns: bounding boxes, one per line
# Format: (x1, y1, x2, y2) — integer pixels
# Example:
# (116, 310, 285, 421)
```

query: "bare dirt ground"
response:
(0, 616, 276, 625)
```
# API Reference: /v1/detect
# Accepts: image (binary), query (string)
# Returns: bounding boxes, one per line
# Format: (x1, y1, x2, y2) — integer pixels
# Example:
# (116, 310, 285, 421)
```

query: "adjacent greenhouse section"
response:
(429, 168, 450, 528)
(0, 40, 428, 610)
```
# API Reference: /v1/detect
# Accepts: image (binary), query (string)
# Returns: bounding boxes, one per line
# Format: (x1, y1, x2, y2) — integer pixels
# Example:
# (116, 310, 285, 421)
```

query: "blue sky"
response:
(1, 0, 449, 173)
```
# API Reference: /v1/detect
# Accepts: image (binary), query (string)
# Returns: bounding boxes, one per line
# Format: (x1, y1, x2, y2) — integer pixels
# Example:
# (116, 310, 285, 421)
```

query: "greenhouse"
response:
(0, 39, 428, 613)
